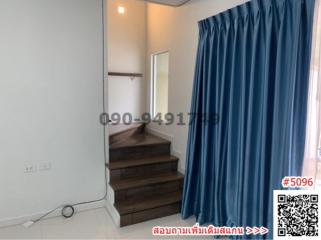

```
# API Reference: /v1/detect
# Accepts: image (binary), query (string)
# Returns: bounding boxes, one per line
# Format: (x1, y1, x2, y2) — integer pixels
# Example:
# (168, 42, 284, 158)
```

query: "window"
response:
(151, 52, 169, 119)
(303, 0, 321, 189)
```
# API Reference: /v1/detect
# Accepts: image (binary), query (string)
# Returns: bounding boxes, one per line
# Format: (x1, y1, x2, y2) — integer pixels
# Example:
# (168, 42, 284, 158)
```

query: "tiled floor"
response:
(0, 208, 210, 239)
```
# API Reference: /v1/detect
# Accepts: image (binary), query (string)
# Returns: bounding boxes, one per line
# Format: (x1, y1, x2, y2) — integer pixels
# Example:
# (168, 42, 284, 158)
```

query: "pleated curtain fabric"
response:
(182, 0, 315, 239)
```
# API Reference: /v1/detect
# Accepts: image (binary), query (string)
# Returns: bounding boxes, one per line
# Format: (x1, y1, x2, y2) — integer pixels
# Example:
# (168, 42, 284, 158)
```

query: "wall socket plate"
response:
(24, 164, 37, 173)
(24, 162, 52, 173)
(38, 162, 52, 171)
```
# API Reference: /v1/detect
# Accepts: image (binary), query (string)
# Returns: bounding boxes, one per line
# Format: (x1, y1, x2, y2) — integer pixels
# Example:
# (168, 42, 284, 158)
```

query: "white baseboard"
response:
(105, 199, 120, 227)
(107, 185, 115, 205)
(146, 127, 174, 142)
(105, 183, 120, 227)
(0, 200, 106, 229)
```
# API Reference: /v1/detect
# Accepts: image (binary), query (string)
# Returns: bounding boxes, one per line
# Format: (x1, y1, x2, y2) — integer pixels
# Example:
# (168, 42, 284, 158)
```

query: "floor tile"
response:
(0, 223, 42, 239)
(0, 208, 211, 239)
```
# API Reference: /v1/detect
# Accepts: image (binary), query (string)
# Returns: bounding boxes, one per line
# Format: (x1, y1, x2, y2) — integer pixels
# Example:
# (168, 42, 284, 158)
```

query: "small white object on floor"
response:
(23, 221, 35, 228)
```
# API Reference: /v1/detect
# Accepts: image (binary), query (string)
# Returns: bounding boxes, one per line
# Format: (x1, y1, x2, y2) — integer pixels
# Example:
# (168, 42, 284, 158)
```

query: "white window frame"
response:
(150, 51, 169, 119)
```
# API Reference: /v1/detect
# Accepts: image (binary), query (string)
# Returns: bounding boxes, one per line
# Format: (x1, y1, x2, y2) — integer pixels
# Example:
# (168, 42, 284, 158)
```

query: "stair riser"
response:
(110, 143, 171, 161)
(120, 203, 181, 227)
(110, 162, 178, 181)
(115, 180, 183, 202)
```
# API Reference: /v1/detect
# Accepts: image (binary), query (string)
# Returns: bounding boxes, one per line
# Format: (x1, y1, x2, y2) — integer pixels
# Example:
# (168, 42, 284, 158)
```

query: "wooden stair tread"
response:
(110, 172, 184, 191)
(115, 191, 182, 215)
(107, 155, 178, 170)
(109, 123, 144, 137)
(110, 133, 170, 150)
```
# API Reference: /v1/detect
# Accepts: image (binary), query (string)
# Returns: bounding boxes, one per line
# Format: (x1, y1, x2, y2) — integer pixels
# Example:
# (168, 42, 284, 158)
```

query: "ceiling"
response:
(144, 0, 191, 7)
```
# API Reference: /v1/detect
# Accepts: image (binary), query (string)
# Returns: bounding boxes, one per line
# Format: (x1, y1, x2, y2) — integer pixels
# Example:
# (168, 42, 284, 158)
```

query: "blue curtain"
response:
(182, 0, 315, 239)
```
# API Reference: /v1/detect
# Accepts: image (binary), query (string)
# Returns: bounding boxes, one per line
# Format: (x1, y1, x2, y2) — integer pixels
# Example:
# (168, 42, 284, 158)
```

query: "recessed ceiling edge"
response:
(144, 0, 191, 7)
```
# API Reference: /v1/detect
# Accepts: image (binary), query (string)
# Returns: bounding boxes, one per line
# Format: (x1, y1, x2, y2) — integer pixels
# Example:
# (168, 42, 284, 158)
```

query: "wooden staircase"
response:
(107, 124, 184, 227)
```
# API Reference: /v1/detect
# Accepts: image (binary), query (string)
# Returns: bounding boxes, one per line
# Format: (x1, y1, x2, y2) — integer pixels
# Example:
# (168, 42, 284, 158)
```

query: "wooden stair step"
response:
(115, 191, 182, 215)
(109, 123, 145, 145)
(114, 180, 183, 202)
(110, 172, 184, 191)
(110, 133, 171, 161)
(107, 155, 178, 170)
(109, 123, 144, 137)
(110, 133, 170, 150)
(119, 203, 181, 227)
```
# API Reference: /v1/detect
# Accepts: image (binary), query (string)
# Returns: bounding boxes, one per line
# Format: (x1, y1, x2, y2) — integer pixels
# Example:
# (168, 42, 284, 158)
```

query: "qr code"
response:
(274, 190, 320, 239)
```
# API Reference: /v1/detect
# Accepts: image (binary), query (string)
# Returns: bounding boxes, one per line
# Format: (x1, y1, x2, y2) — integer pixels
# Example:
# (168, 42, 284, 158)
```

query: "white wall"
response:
(0, 0, 105, 223)
(108, 0, 146, 121)
(146, 0, 249, 171)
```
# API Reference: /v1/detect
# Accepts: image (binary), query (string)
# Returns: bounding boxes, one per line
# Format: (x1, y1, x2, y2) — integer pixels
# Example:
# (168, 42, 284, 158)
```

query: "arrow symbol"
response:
(260, 227, 269, 235)
(246, 227, 253, 235)
(253, 227, 260, 235)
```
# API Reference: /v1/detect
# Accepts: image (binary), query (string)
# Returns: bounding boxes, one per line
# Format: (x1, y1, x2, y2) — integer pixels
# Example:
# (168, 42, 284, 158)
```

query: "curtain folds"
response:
(182, 0, 315, 239)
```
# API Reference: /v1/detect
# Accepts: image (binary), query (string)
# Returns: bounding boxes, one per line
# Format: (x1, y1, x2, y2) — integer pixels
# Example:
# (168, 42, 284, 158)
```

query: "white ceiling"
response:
(144, 0, 191, 7)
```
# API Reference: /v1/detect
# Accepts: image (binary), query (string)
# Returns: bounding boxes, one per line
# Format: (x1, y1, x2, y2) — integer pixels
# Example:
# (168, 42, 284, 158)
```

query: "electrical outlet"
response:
(24, 164, 37, 173)
(38, 162, 51, 171)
